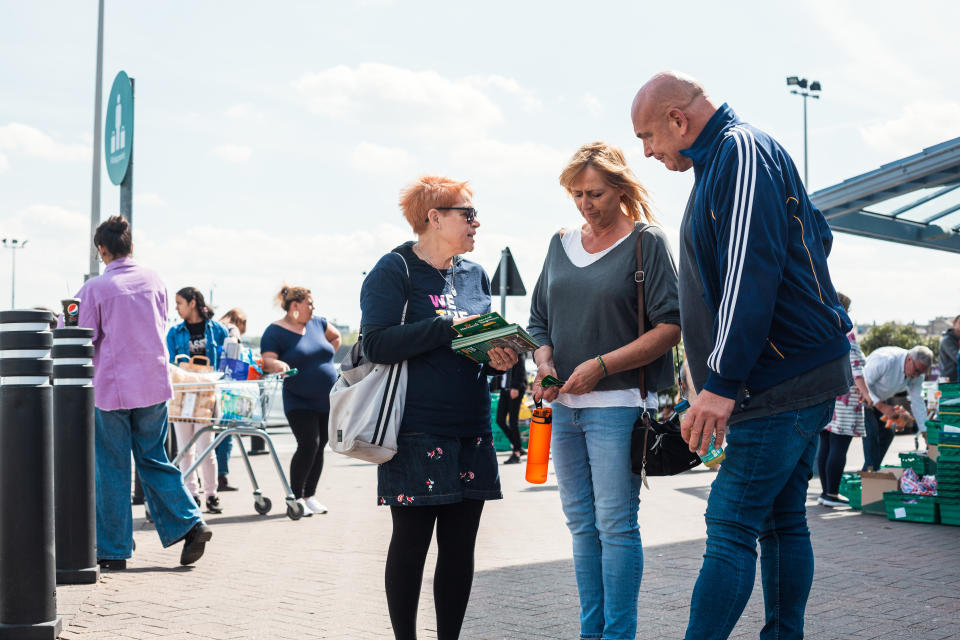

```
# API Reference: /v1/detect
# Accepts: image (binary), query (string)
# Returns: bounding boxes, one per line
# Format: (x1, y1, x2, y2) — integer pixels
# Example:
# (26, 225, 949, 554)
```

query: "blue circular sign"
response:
(104, 71, 134, 185)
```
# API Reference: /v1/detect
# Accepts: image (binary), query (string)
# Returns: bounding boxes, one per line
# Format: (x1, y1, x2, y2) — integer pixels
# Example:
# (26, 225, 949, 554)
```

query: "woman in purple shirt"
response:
(74, 216, 211, 569)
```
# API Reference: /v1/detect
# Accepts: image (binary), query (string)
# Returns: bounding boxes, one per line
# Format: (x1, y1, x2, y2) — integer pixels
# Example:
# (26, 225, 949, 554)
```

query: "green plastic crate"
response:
(939, 500, 960, 526)
(884, 491, 939, 524)
(926, 421, 942, 445)
(899, 452, 934, 475)
(839, 474, 862, 509)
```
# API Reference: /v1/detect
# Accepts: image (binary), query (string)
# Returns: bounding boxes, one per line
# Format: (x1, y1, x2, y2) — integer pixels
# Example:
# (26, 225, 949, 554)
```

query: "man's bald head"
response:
(630, 71, 718, 172)
(631, 71, 708, 119)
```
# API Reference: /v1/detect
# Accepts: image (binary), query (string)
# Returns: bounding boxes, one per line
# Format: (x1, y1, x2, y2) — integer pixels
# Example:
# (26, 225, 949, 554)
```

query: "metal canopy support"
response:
(888, 183, 960, 217)
(810, 136, 960, 254)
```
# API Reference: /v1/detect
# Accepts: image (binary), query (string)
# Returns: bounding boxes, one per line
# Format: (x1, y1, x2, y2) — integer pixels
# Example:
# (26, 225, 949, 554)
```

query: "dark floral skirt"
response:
(377, 431, 503, 506)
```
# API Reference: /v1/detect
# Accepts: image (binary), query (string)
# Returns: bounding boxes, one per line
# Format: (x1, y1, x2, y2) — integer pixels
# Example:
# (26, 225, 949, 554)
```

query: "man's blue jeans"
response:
(861, 406, 893, 471)
(96, 403, 202, 560)
(552, 405, 643, 640)
(684, 400, 833, 640)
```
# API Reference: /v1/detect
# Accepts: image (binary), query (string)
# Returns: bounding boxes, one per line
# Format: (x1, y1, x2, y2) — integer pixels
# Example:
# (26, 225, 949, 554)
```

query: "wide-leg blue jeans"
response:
(551, 404, 643, 640)
(684, 400, 833, 640)
(95, 402, 202, 560)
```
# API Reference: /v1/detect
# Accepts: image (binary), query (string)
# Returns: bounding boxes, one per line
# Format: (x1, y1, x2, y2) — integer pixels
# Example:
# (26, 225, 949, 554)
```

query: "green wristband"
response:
(595, 355, 608, 377)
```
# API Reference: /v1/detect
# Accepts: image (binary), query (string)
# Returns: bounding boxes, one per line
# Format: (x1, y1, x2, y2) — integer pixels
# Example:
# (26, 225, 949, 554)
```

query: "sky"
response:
(2, 1, 959, 337)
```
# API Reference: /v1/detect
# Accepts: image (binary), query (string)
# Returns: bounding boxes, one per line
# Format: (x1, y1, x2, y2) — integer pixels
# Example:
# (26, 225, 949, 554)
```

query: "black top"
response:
(360, 242, 494, 437)
(260, 317, 338, 413)
(186, 321, 207, 358)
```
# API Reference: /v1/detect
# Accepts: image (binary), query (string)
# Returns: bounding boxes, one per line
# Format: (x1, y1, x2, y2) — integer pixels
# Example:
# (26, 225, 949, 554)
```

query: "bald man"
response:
(631, 72, 853, 640)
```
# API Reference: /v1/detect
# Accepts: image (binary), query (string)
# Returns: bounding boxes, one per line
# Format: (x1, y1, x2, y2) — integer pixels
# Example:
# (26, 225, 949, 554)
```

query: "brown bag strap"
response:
(635, 224, 648, 395)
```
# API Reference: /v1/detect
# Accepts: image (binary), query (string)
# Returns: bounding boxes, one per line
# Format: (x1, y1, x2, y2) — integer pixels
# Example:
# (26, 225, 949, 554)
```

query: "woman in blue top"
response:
(166, 286, 230, 514)
(260, 285, 341, 516)
(360, 175, 518, 640)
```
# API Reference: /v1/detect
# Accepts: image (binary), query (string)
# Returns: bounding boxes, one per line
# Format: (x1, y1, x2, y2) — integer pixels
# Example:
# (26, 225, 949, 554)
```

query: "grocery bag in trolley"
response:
(168, 355, 221, 423)
(219, 382, 262, 422)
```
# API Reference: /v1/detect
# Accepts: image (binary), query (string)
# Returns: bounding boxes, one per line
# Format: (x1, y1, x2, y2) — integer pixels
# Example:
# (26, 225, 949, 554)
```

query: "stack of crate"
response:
(936, 384, 960, 526)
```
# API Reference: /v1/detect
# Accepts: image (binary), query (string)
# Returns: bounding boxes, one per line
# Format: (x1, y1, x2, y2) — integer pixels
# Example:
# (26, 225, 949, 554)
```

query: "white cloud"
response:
(0, 123, 89, 164)
(292, 63, 504, 140)
(224, 103, 265, 122)
(0, 151, 8, 173)
(465, 74, 542, 113)
(581, 93, 603, 118)
(213, 144, 253, 163)
(350, 142, 416, 176)
(134, 192, 165, 207)
(859, 101, 960, 157)
(452, 139, 568, 177)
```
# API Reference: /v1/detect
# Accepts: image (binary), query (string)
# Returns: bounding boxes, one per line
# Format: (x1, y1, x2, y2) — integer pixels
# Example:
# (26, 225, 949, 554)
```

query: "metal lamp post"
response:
(786, 76, 822, 188)
(1, 238, 28, 309)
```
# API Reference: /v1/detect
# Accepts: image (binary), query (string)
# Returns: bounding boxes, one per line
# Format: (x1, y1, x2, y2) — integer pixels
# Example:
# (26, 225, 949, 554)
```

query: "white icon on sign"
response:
(110, 94, 126, 154)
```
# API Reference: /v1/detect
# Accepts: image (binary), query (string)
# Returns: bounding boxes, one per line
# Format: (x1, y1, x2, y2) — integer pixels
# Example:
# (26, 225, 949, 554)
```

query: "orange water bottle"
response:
(525, 402, 553, 484)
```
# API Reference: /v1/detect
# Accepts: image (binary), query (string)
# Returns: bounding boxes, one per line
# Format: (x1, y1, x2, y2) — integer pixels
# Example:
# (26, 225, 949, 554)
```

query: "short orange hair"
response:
(399, 175, 473, 234)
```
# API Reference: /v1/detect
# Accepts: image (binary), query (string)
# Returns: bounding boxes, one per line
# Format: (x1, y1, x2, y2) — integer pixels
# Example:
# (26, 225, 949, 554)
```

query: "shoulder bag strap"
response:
(635, 224, 649, 395)
(394, 251, 411, 326)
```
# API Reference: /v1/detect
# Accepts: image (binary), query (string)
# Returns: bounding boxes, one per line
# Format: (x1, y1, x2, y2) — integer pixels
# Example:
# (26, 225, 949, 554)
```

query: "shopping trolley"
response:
(168, 369, 308, 520)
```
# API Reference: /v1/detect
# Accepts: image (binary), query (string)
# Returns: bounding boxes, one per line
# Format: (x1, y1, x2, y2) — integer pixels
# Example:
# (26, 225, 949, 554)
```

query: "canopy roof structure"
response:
(810, 137, 960, 254)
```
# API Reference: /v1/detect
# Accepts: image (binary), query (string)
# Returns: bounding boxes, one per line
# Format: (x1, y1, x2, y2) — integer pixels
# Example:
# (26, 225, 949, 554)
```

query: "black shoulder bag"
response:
(629, 226, 701, 486)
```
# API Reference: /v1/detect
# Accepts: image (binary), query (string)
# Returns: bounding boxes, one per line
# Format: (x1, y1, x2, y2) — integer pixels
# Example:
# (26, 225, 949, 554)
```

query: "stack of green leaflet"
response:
(452, 312, 539, 364)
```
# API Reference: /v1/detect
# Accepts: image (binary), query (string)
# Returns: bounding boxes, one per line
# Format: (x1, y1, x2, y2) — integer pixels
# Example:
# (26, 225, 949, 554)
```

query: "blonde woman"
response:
(528, 142, 681, 640)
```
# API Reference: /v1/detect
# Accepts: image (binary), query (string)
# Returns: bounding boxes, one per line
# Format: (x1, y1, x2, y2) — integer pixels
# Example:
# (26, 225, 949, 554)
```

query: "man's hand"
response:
(558, 358, 604, 396)
(533, 362, 561, 403)
(875, 402, 899, 421)
(681, 390, 736, 456)
(509, 388, 520, 399)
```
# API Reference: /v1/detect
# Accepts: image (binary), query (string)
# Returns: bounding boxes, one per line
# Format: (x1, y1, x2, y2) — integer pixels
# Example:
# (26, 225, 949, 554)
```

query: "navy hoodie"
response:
(681, 104, 851, 399)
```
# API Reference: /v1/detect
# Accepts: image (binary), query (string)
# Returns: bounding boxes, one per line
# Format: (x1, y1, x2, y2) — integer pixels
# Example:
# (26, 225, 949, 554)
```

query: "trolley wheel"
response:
(254, 496, 272, 515)
(286, 501, 304, 521)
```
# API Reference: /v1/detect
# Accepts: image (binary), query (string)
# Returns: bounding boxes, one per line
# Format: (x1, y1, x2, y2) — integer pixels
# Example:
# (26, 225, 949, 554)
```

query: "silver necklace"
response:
(414, 243, 457, 297)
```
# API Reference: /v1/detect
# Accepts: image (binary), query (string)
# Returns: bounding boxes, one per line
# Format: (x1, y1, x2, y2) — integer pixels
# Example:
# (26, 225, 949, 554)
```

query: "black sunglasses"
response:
(428, 207, 479, 224)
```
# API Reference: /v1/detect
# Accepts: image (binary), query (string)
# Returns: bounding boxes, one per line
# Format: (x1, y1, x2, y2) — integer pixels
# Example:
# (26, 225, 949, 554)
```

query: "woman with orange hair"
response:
(528, 142, 681, 640)
(360, 175, 518, 640)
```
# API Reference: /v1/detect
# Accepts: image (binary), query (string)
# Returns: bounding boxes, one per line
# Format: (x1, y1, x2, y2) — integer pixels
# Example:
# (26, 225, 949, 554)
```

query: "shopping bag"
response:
(328, 252, 409, 464)
(219, 357, 250, 380)
(169, 356, 220, 423)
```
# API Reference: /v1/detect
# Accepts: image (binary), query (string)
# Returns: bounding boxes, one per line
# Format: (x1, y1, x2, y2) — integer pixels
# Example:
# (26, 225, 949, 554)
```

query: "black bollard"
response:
(0, 310, 62, 639)
(52, 327, 98, 585)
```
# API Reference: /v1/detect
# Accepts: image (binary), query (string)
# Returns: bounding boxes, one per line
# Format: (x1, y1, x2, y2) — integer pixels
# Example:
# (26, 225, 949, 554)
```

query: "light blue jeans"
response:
(551, 404, 643, 640)
(96, 403, 202, 559)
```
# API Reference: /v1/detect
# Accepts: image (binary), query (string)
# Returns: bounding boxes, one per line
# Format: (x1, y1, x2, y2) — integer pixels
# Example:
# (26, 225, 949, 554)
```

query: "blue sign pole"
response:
(119, 78, 134, 230)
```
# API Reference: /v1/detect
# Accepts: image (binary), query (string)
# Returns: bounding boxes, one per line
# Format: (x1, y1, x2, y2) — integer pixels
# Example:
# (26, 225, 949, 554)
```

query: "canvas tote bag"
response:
(328, 252, 409, 463)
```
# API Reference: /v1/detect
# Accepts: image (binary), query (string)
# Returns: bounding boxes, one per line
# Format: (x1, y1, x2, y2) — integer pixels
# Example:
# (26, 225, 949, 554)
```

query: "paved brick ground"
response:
(52, 432, 959, 639)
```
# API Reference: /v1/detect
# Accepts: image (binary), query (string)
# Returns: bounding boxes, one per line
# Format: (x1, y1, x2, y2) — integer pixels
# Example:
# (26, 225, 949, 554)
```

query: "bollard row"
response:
(0, 310, 62, 639)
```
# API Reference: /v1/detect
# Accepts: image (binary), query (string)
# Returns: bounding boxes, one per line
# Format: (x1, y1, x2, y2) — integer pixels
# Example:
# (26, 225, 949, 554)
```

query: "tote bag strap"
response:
(392, 250, 411, 326)
(634, 224, 649, 396)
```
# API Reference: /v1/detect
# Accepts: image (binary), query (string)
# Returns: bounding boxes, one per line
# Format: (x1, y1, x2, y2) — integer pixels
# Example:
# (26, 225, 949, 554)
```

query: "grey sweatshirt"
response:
(528, 223, 680, 394)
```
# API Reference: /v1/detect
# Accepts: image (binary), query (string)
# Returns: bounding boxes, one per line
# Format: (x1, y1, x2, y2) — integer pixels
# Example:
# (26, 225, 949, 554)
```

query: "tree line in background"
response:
(859, 322, 941, 361)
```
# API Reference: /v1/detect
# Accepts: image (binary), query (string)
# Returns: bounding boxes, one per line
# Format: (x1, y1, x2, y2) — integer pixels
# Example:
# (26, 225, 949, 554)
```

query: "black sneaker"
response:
(180, 522, 212, 566)
(206, 495, 223, 514)
(504, 453, 521, 465)
(193, 495, 201, 508)
(98, 558, 126, 571)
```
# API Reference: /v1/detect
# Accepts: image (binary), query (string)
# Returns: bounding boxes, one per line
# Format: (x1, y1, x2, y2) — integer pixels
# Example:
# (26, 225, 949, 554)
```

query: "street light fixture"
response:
(1, 238, 28, 309)
(786, 75, 822, 188)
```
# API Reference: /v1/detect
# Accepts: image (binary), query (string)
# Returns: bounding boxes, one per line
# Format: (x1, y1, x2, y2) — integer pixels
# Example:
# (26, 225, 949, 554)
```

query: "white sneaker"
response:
(305, 496, 328, 514)
(820, 495, 849, 508)
(296, 498, 314, 517)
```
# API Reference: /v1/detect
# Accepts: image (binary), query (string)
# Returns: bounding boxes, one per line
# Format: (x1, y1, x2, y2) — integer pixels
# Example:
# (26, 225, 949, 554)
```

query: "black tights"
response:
(286, 409, 329, 499)
(817, 430, 853, 496)
(385, 499, 485, 640)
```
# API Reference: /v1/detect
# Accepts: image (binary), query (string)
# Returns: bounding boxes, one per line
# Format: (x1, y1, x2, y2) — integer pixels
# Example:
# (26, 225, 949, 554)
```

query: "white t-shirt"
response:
(556, 227, 658, 410)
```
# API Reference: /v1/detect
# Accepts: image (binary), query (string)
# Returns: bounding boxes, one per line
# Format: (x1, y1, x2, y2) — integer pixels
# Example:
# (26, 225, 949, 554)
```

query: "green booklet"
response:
(452, 313, 539, 363)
